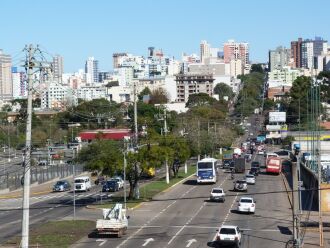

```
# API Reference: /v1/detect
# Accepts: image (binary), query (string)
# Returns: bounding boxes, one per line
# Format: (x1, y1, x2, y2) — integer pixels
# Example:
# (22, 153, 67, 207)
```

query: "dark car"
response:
(53, 180, 71, 192)
(251, 161, 261, 172)
(249, 167, 259, 176)
(102, 180, 119, 192)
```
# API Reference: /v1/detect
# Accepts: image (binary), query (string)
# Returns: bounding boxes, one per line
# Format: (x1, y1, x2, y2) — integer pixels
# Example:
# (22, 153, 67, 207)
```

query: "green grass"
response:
(6, 220, 95, 248)
(99, 165, 196, 209)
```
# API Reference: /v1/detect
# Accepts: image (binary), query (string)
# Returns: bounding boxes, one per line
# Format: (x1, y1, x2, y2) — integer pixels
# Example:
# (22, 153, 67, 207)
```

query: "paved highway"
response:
(0, 184, 105, 245)
(73, 153, 293, 248)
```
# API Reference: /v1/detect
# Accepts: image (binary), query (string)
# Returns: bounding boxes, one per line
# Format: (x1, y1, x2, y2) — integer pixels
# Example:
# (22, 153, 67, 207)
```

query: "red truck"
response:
(266, 157, 282, 175)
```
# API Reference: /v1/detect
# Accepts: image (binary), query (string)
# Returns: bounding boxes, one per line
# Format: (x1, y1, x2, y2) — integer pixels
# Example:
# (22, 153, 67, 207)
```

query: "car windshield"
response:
(197, 162, 213, 169)
(246, 175, 254, 178)
(212, 189, 223, 193)
(106, 181, 116, 186)
(252, 162, 259, 167)
(75, 179, 84, 183)
(220, 228, 236, 234)
(240, 199, 253, 203)
(236, 180, 246, 184)
(55, 181, 65, 185)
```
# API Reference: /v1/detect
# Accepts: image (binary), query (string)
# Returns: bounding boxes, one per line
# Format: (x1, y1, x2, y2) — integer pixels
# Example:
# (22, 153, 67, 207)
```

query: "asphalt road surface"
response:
(73, 153, 293, 248)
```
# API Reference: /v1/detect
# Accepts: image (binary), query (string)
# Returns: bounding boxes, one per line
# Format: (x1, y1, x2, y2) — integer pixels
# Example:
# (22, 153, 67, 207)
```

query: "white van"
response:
(74, 176, 91, 192)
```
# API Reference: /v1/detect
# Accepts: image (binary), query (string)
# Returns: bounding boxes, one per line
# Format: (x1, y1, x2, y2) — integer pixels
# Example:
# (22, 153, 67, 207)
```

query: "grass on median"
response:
(99, 164, 196, 209)
(6, 220, 95, 248)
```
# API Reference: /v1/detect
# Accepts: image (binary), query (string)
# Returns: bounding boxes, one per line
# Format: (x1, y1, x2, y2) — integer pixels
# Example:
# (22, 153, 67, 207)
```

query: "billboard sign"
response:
(269, 112, 286, 123)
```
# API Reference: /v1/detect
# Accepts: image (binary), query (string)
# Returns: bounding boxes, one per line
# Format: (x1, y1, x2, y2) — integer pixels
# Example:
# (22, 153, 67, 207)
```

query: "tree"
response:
(186, 93, 216, 108)
(214, 83, 234, 100)
(250, 64, 264, 73)
(149, 88, 169, 104)
(105, 81, 119, 88)
(138, 87, 151, 101)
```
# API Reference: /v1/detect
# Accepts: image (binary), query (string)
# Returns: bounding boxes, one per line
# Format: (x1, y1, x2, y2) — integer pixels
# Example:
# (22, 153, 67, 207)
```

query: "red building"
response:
(79, 129, 131, 141)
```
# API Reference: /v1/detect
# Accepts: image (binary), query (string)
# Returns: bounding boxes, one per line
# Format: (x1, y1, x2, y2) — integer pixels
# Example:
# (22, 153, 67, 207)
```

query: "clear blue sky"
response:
(1, 0, 329, 72)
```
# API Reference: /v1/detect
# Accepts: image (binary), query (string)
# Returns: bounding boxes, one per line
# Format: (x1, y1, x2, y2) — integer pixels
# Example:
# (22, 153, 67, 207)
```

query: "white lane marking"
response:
(116, 185, 197, 248)
(186, 238, 197, 247)
(142, 238, 154, 246)
(167, 174, 229, 246)
(96, 239, 107, 246)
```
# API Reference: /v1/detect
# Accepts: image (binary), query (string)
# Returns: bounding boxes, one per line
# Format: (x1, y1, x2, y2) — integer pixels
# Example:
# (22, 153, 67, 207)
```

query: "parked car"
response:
(209, 188, 226, 202)
(215, 225, 242, 247)
(234, 180, 248, 192)
(102, 180, 119, 192)
(53, 180, 71, 192)
(245, 174, 256, 185)
(111, 177, 124, 189)
(237, 197, 256, 214)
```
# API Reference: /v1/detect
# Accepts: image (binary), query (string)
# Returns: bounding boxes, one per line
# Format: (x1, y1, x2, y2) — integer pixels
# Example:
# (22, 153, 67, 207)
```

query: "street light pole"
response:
(124, 152, 127, 210)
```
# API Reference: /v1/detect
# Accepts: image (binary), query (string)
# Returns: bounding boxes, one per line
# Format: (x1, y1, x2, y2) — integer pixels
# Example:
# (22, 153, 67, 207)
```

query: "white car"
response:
(210, 188, 226, 202)
(237, 197, 256, 213)
(215, 225, 242, 247)
(234, 180, 248, 192)
(111, 177, 124, 189)
(245, 174, 256, 185)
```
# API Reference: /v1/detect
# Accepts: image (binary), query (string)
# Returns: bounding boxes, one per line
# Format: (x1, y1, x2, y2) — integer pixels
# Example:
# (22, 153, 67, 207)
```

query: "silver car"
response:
(245, 174, 256, 185)
(234, 180, 248, 192)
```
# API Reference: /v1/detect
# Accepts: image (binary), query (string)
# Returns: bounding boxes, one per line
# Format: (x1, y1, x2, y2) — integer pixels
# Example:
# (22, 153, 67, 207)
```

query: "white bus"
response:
(196, 158, 218, 184)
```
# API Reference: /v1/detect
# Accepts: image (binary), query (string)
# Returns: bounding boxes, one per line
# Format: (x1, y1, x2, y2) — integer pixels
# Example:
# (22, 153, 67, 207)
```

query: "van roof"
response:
(198, 158, 217, 162)
(75, 176, 89, 180)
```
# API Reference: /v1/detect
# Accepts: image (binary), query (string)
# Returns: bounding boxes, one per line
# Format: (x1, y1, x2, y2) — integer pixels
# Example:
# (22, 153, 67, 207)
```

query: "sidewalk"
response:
(0, 171, 91, 199)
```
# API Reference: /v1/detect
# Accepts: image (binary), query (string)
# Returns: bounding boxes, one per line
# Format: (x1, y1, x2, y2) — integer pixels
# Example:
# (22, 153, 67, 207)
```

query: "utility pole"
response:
(133, 81, 138, 145)
(21, 45, 51, 248)
(164, 108, 169, 184)
(73, 148, 76, 221)
(21, 45, 34, 248)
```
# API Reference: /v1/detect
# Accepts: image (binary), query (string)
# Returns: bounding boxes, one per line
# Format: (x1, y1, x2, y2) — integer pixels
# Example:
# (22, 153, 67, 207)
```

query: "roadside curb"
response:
(85, 172, 196, 211)
(281, 172, 293, 208)
(162, 173, 195, 193)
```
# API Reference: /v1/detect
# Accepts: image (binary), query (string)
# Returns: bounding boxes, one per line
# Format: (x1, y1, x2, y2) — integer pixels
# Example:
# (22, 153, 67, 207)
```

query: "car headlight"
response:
(209, 176, 213, 179)
(198, 176, 201, 179)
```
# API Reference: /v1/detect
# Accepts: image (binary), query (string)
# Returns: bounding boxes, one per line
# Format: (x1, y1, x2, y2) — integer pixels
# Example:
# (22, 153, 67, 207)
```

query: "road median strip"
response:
(86, 165, 196, 210)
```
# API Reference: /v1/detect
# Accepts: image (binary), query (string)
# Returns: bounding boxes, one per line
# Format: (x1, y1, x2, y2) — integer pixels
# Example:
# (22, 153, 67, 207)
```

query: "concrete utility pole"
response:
(21, 45, 34, 248)
(21, 45, 51, 248)
(163, 108, 169, 184)
(133, 81, 138, 145)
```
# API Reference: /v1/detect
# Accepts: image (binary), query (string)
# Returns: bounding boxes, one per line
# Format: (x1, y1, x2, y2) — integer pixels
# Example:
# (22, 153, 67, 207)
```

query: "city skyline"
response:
(1, 0, 330, 72)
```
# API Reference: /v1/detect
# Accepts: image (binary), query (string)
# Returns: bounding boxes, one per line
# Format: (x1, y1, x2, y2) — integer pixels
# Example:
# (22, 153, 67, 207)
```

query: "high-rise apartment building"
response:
(223, 40, 249, 67)
(113, 53, 128, 69)
(290, 38, 303, 68)
(0, 50, 12, 101)
(85, 57, 99, 84)
(292, 37, 328, 69)
(175, 73, 214, 103)
(200, 40, 210, 64)
(268, 46, 291, 71)
(301, 40, 314, 69)
(52, 55, 64, 83)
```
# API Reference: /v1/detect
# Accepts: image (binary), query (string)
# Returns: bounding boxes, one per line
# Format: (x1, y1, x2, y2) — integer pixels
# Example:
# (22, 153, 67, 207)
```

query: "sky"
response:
(1, 0, 329, 72)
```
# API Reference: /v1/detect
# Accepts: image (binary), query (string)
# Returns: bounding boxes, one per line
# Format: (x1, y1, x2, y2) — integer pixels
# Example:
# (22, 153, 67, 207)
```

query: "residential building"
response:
(41, 81, 77, 110)
(0, 50, 12, 101)
(175, 73, 214, 103)
(301, 40, 314, 69)
(268, 46, 291, 71)
(230, 59, 243, 77)
(291, 38, 303, 68)
(223, 40, 249, 67)
(268, 67, 302, 84)
(200, 40, 211, 64)
(85, 57, 99, 84)
(12, 67, 22, 99)
(52, 55, 64, 83)
(77, 85, 107, 101)
(113, 53, 128, 69)
(98, 71, 112, 83)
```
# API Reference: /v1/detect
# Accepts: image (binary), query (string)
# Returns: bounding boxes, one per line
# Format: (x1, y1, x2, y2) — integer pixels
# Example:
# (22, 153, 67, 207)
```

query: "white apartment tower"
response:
(85, 57, 99, 84)
(0, 50, 12, 101)
(200, 40, 211, 64)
